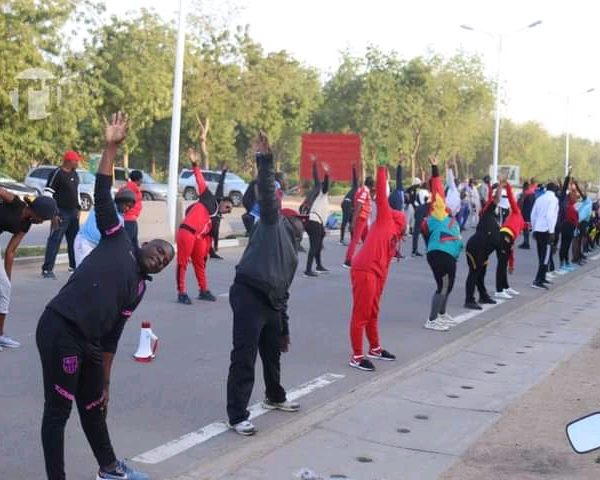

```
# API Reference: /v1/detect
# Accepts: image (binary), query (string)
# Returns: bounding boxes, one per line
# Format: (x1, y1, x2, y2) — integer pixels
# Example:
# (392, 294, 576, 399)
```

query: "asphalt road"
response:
(0, 229, 592, 479)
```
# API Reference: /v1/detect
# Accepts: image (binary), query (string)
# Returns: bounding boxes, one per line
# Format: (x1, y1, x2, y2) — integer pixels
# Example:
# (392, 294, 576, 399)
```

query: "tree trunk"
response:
(196, 115, 210, 170)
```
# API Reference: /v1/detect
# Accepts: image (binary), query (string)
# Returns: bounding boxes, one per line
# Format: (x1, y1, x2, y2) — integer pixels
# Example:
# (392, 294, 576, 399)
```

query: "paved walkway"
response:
(172, 268, 600, 480)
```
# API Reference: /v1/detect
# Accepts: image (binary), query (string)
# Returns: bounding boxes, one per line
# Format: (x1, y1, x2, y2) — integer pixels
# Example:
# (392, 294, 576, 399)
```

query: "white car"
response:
(178, 169, 248, 207)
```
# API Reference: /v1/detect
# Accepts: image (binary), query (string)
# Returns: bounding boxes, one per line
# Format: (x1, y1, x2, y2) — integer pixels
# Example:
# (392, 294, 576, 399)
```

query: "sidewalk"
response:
(173, 267, 600, 480)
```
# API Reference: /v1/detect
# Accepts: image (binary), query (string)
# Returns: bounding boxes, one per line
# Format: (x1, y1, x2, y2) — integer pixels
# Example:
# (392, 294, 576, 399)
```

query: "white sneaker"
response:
(504, 288, 519, 296)
(494, 291, 512, 300)
(424, 319, 449, 331)
(556, 267, 568, 275)
(0, 335, 21, 348)
(262, 399, 300, 412)
(227, 420, 256, 436)
(438, 313, 459, 326)
(547, 271, 557, 279)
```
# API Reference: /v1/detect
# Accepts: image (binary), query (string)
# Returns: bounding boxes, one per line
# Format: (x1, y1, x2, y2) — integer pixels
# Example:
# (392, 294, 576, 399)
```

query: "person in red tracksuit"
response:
(120, 170, 143, 248)
(349, 166, 406, 372)
(176, 159, 230, 305)
(496, 181, 525, 296)
(343, 176, 375, 268)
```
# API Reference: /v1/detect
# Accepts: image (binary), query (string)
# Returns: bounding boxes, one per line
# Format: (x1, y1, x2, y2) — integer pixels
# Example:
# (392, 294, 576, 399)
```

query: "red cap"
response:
(63, 150, 82, 162)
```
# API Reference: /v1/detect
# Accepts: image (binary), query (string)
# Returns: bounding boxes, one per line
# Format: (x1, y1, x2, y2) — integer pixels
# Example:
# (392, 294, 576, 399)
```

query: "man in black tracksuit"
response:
(226, 133, 302, 436)
(36, 113, 174, 480)
(464, 184, 502, 310)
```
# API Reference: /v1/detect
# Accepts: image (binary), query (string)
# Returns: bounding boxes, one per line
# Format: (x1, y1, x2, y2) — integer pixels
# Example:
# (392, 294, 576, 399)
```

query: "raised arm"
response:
(96, 112, 128, 236)
(352, 164, 358, 190)
(188, 149, 208, 195)
(311, 156, 320, 187)
(561, 167, 572, 198)
(322, 163, 330, 194)
(445, 161, 461, 215)
(375, 165, 391, 219)
(0, 186, 15, 203)
(505, 182, 520, 215)
(428, 157, 447, 220)
(256, 132, 278, 225)
(216, 167, 228, 200)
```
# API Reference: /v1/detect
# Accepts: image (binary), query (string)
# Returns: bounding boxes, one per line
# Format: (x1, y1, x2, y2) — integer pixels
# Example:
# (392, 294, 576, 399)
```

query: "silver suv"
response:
(178, 169, 248, 206)
(24, 166, 102, 211)
(113, 167, 167, 201)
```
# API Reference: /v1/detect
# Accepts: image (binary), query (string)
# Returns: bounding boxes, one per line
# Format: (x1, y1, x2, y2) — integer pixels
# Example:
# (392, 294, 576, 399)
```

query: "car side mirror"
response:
(566, 412, 600, 454)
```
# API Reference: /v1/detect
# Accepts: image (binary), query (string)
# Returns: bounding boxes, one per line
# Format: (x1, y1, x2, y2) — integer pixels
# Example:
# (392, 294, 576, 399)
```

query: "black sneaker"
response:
(198, 290, 217, 302)
(42, 270, 56, 279)
(531, 281, 549, 290)
(464, 301, 482, 310)
(315, 266, 329, 274)
(303, 270, 319, 278)
(177, 293, 192, 305)
(349, 357, 375, 371)
(542, 278, 553, 285)
(367, 349, 396, 361)
(342, 260, 351, 269)
(518, 244, 530, 250)
(210, 252, 223, 260)
(411, 251, 423, 257)
(479, 296, 497, 305)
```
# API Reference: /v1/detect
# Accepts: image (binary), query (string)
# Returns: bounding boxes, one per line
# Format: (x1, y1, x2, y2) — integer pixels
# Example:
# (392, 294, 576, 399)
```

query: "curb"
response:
(170, 260, 600, 480)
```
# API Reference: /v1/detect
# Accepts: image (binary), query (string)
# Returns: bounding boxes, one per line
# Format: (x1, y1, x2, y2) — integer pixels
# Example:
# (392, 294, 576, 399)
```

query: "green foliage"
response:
(1, 2, 599, 187)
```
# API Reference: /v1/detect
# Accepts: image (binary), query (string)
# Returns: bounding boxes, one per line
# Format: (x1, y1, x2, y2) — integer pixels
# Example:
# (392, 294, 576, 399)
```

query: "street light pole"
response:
(167, 0, 187, 238)
(460, 20, 542, 183)
(565, 95, 570, 177)
(491, 35, 503, 183)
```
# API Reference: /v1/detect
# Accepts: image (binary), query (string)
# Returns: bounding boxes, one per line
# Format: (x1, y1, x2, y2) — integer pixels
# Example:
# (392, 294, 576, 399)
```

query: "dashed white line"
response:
(132, 373, 345, 464)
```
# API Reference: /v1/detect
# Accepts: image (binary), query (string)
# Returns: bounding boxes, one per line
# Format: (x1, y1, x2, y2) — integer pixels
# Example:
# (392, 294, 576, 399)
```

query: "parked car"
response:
(24, 166, 108, 211)
(113, 167, 168, 201)
(178, 169, 248, 206)
(0, 170, 38, 200)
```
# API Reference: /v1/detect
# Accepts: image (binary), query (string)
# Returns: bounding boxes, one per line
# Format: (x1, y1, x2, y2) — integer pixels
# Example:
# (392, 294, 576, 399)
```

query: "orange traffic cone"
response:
(133, 321, 159, 362)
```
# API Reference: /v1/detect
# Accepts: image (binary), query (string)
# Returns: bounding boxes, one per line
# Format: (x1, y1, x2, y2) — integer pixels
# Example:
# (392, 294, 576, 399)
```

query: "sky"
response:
(102, 0, 600, 142)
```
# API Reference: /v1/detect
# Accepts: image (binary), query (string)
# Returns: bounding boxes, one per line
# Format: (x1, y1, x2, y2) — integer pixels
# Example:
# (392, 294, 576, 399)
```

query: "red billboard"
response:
(300, 133, 362, 182)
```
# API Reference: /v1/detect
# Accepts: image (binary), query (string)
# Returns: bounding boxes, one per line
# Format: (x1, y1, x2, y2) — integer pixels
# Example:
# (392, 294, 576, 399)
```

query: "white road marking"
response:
(451, 299, 507, 326)
(132, 373, 345, 464)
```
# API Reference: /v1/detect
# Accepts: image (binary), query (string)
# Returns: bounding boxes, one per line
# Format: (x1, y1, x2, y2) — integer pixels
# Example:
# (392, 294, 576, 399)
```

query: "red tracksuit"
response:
(350, 167, 406, 359)
(177, 167, 212, 294)
(345, 185, 371, 263)
(500, 183, 525, 270)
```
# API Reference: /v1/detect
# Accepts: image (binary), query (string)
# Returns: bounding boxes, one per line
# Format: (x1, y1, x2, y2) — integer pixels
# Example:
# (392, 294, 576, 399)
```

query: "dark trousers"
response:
(226, 282, 286, 425)
(412, 204, 428, 253)
(560, 223, 575, 264)
(465, 235, 491, 302)
(210, 215, 222, 252)
(496, 232, 512, 292)
(340, 199, 353, 243)
(43, 208, 79, 271)
(306, 220, 325, 272)
(521, 228, 530, 247)
(534, 231, 551, 283)
(123, 220, 139, 249)
(242, 213, 255, 236)
(427, 250, 456, 320)
(36, 309, 116, 480)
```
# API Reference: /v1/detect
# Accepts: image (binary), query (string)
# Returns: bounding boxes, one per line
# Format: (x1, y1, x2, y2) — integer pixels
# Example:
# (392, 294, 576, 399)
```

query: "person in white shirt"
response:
(303, 158, 330, 277)
(530, 183, 559, 289)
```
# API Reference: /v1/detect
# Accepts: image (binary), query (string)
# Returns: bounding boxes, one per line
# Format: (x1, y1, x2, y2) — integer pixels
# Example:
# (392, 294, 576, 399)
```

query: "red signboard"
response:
(300, 133, 361, 182)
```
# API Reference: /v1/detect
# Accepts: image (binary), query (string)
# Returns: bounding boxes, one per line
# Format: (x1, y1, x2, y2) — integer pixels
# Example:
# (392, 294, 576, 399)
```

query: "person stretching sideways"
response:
(343, 175, 374, 268)
(340, 164, 359, 246)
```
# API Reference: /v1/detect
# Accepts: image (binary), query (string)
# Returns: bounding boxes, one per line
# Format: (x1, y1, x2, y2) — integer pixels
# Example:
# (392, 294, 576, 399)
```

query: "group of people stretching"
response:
(1, 110, 596, 479)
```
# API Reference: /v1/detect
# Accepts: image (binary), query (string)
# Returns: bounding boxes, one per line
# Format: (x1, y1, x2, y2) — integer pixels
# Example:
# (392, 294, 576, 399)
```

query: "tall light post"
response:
(564, 88, 595, 176)
(167, 0, 187, 238)
(460, 20, 542, 182)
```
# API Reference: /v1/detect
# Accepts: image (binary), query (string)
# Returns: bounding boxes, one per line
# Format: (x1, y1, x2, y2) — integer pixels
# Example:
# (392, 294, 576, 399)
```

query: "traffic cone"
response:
(133, 321, 159, 363)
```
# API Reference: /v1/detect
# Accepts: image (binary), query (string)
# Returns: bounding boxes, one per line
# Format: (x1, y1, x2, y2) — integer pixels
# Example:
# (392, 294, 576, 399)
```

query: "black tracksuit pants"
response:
(412, 204, 428, 254)
(465, 234, 492, 303)
(124, 220, 139, 249)
(226, 282, 287, 425)
(36, 309, 116, 480)
(560, 223, 575, 264)
(210, 215, 222, 253)
(496, 232, 512, 293)
(306, 220, 325, 273)
(340, 199, 353, 243)
(534, 231, 551, 283)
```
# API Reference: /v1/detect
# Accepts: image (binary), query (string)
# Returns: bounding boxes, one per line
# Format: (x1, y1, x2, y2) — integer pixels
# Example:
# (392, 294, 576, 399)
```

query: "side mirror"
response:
(566, 412, 600, 454)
